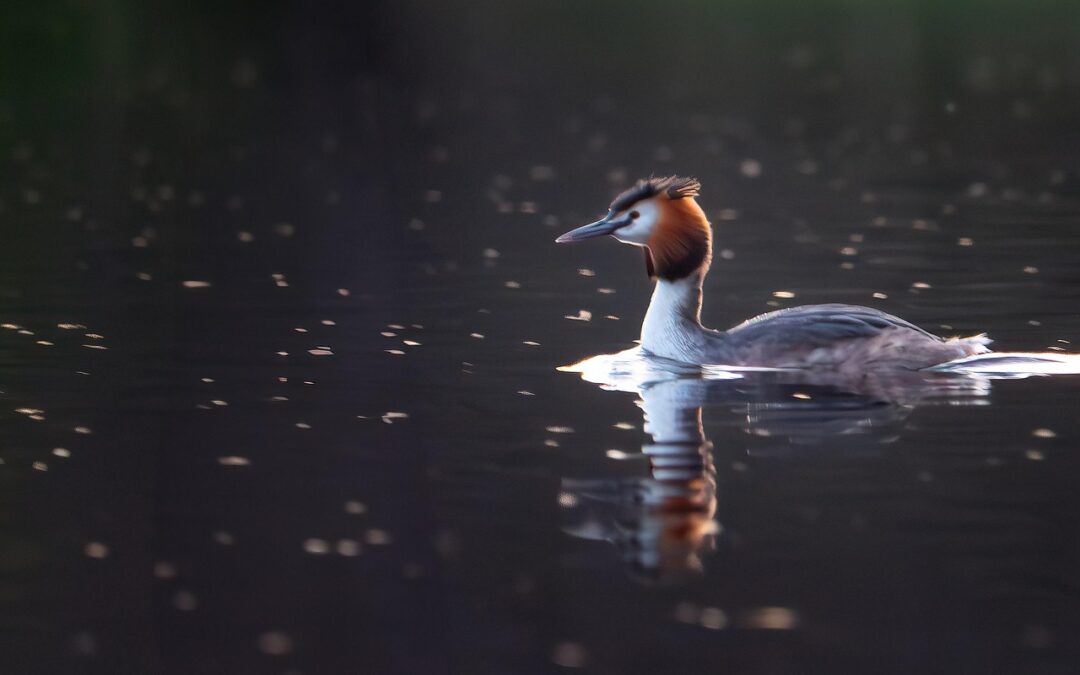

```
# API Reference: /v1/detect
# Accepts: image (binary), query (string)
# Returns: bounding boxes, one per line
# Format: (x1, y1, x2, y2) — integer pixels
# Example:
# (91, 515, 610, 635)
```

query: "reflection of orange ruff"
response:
(642, 439, 718, 578)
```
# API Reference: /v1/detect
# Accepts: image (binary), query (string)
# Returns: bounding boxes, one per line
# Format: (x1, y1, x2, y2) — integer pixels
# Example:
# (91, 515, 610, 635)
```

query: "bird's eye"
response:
(629, 210, 640, 219)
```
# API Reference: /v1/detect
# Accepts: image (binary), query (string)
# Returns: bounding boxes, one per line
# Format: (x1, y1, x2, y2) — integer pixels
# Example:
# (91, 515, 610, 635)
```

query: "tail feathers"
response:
(946, 333, 992, 355)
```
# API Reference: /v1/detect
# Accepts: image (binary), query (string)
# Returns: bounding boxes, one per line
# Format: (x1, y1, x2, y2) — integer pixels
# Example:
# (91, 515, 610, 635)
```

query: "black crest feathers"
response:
(608, 175, 701, 213)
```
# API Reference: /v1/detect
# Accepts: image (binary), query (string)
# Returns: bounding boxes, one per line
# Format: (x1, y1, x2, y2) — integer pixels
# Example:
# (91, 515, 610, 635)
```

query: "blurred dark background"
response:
(2, 2, 1080, 675)
(3, 0, 1080, 327)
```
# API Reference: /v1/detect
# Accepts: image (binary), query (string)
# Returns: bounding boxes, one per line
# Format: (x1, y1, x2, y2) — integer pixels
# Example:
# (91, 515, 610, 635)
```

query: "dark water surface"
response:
(3, 2, 1080, 674)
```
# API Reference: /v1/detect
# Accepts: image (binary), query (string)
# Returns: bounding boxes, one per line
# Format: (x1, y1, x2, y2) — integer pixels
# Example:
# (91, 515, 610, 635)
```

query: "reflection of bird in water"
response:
(558, 358, 1003, 583)
(562, 378, 718, 584)
(556, 175, 1079, 372)
(720, 368, 986, 451)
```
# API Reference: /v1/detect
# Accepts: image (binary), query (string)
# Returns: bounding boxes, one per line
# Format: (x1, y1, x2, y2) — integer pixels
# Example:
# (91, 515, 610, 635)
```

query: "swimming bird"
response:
(556, 176, 991, 371)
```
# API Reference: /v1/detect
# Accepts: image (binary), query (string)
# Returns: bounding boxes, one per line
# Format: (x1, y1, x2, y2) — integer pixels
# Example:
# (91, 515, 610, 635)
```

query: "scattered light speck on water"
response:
(2, 3, 1080, 675)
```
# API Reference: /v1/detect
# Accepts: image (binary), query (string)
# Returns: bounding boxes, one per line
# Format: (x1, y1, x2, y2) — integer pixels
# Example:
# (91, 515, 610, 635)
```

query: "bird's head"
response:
(557, 176, 712, 281)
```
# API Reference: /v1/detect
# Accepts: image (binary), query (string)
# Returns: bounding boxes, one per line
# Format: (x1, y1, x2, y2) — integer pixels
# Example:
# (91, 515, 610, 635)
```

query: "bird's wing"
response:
(723, 304, 940, 353)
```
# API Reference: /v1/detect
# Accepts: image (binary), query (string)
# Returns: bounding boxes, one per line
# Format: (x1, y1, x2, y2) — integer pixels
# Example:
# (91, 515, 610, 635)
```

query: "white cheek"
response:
(612, 202, 659, 245)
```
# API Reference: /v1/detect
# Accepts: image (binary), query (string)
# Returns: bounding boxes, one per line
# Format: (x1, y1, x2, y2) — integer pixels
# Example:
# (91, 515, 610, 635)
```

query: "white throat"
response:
(640, 271, 706, 361)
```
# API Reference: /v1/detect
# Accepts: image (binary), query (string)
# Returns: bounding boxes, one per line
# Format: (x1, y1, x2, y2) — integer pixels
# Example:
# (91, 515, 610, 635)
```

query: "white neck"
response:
(640, 270, 707, 361)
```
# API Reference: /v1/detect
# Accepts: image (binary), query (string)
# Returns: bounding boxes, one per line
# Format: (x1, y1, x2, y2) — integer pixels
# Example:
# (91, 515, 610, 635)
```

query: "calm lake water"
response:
(2, 3, 1080, 674)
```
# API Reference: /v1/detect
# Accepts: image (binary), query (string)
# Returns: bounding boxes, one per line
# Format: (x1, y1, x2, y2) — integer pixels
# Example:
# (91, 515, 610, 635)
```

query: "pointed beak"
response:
(555, 213, 629, 243)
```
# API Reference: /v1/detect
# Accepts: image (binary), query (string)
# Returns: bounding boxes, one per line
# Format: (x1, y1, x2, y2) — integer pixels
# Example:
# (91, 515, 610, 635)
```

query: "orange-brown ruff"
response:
(645, 191, 712, 281)
(556, 176, 991, 371)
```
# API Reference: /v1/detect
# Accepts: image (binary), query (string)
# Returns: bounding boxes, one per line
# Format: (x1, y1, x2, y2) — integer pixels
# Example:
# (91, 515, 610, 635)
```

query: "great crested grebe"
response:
(556, 176, 991, 371)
